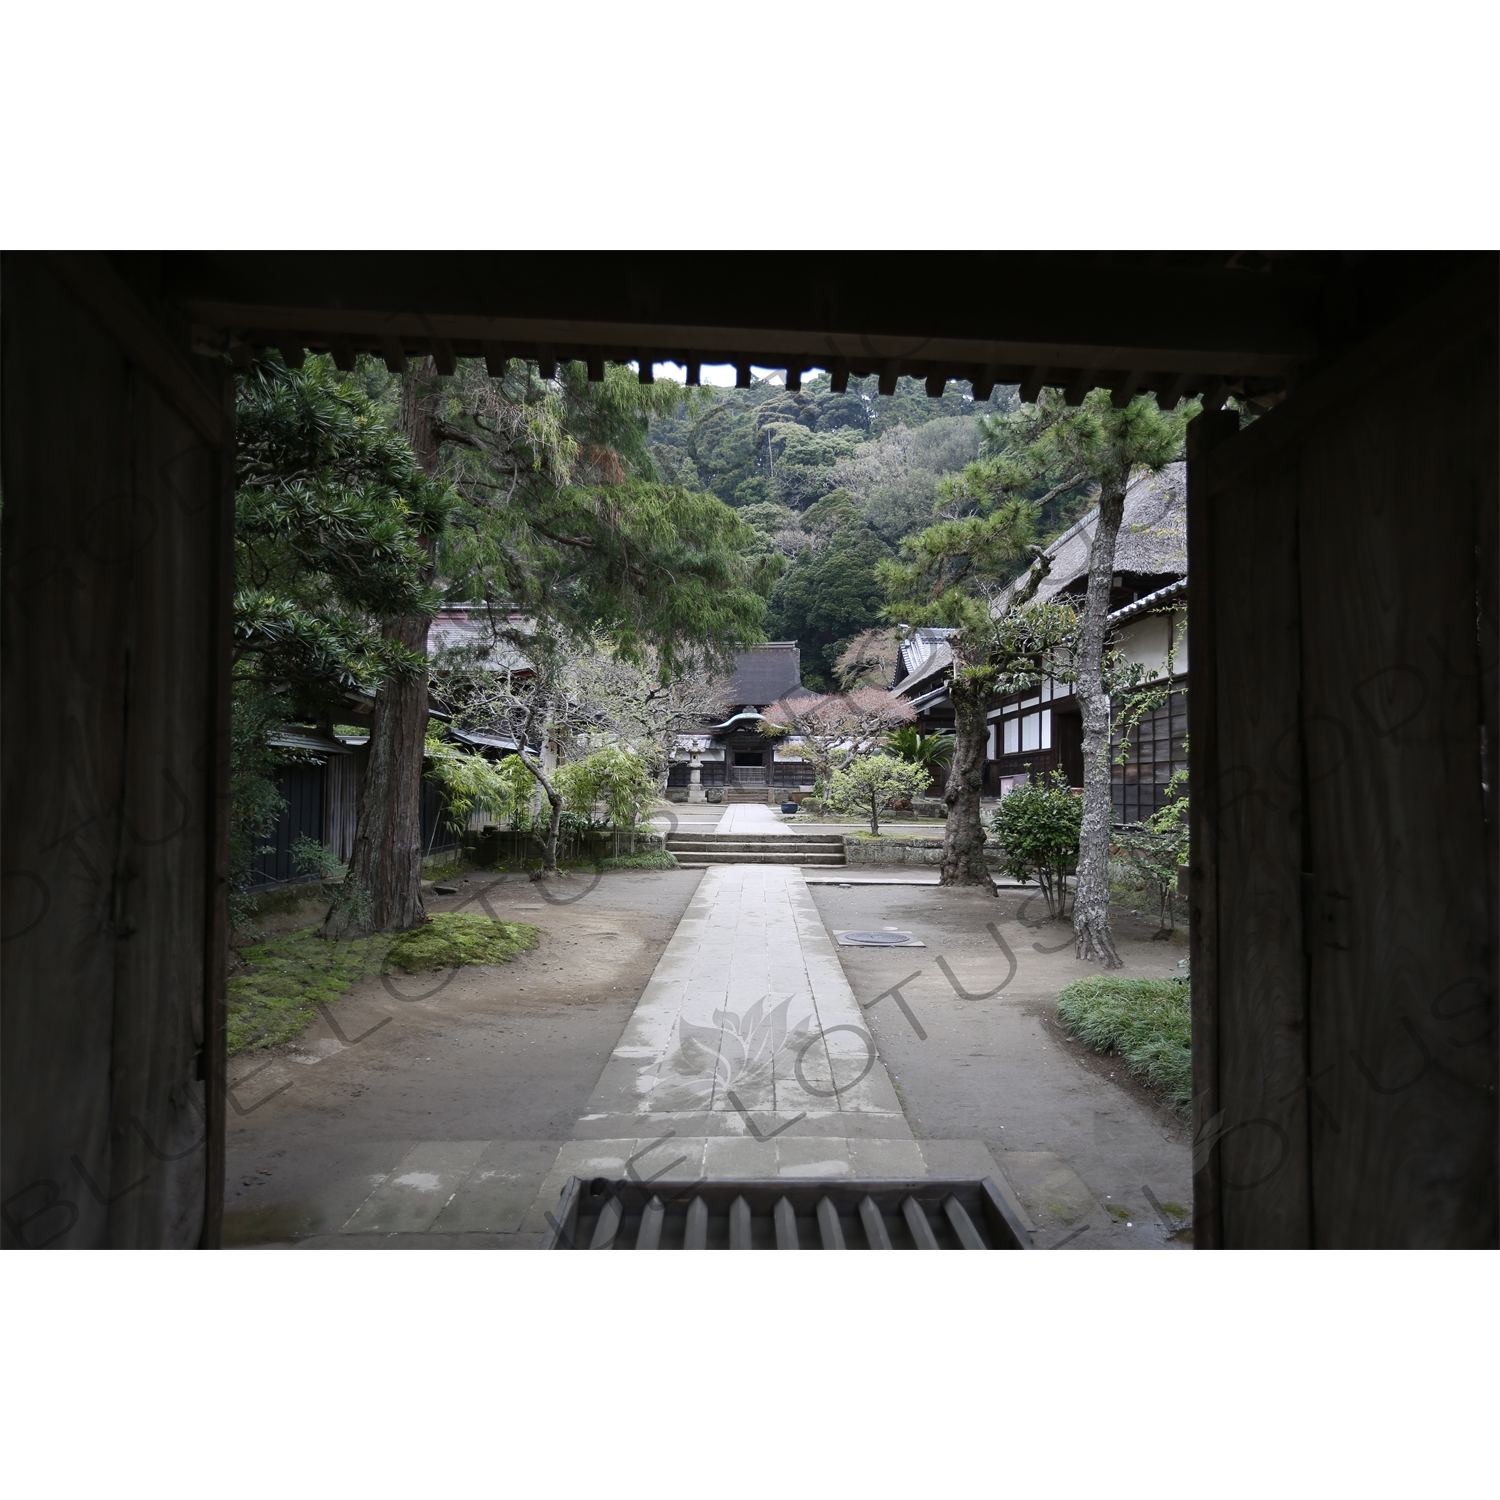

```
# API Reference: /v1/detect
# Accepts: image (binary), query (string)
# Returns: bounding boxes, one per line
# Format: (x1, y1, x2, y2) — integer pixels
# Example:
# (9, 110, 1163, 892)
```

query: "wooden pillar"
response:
(1186, 405, 1242, 1250)
(1, 254, 233, 1248)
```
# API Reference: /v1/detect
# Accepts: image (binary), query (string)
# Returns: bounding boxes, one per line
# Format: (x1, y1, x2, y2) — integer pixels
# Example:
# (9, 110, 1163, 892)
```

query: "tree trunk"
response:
(939, 668, 997, 891)
(537, 782, 563, 875)
(1072, 469, 1129, 966)
(327, 361, 441, 936)
(340, 611, 430, 933)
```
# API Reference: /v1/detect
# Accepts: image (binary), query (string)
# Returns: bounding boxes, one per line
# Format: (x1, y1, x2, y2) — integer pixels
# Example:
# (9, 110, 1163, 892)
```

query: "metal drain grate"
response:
(836, 931, 925, 947)
(542, 1176, 1032, 1249)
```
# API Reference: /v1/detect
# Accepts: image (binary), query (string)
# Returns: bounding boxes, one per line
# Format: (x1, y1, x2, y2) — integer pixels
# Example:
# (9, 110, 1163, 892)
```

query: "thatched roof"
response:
(998, 461, 1187, 612)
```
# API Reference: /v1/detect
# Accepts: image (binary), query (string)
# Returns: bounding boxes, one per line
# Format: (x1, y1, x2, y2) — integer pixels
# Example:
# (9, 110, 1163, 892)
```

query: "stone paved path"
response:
(711, 803, 792, 835)
(571, 863, 908, 1139)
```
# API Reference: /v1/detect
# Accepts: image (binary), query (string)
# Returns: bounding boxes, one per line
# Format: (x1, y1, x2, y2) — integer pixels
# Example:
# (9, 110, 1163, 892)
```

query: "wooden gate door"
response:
(2, 255, 233, 1249)
(1188, 263, 1497, 1247)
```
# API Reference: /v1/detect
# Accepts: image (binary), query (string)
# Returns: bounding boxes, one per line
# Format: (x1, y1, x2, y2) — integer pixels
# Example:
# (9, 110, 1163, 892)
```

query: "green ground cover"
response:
(1055, 975, 1191, 1113)
(227, 912, 539, 1056)
(598, 850, 679, 870)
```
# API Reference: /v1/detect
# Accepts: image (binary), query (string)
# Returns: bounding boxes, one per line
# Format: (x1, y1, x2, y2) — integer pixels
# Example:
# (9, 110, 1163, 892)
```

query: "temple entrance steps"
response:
(665, 833, 845, 869)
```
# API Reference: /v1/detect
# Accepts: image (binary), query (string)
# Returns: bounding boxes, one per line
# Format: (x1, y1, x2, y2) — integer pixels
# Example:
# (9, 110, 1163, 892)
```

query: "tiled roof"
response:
(898, 627, 958, 680)
(895, 640, 954, 698)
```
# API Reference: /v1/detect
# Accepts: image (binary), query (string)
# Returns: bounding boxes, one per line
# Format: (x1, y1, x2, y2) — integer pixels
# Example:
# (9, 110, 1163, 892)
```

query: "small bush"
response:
(1056, 975, 1191, 1112)
(598, 850, 679, 871)
(990, 768, 1081, 919)
(291, 835, 344, 882)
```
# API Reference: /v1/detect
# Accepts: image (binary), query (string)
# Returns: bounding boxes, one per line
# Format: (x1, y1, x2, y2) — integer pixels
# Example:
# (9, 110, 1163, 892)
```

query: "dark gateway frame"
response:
(3, 251, 1494, 1248)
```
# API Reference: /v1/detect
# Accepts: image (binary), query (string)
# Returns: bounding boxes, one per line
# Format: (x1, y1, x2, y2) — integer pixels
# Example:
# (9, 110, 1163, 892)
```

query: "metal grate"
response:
(542, 1176, 1033, 1250)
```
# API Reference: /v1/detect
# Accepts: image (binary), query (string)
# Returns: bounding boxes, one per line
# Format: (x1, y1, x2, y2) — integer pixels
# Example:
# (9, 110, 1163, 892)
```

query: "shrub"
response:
(556, 746, 661, 853)
(990, 768, 1081, 919)
(291, 835, 344, 882)
(424, 733, 536, 832)
(1112, 768, 1189, 933)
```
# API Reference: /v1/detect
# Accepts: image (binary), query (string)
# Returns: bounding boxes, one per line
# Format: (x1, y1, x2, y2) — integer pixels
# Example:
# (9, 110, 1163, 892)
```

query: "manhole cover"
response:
(837, 931, 925, 947)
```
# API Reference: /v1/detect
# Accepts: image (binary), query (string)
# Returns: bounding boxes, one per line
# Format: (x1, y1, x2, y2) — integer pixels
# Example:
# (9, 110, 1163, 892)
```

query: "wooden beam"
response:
(1157, 372, 1191, 410)
(878, 360, 901, 396)
(168, 250, 1343, 384)
(925, 372, 947, 398)
(277, 338, 305, 369)
(637, 350, 655, 384)
(431, 338, 456, 377)
(1200, 376, 1231, 412)
(537, 344, 557, 380)
(1064, 367, 1096, 406)
(786, 359, 804, 392)
(585, 350, 604, 383)
(735, 360, 751, 388)
(483, 341, 508, 377)
(1019, 366, 1049, 403)
(381, 336, 407, 374)
(685, 361, 701, 386)
(830, 357, 850, 394)
(972, 364, 999, 401)
(329, 335, 355, 372)
(1110, 370, 1145, 408)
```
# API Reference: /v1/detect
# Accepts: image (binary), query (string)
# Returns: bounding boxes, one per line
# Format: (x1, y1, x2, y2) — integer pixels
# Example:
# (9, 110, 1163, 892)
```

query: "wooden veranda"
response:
(2, 251, 1494, 1248)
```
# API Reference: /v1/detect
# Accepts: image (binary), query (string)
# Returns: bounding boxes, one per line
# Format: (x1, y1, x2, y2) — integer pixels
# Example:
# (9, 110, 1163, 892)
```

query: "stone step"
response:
(666, 833, 844, 847)
(675, 854, 846, 867)
(672, 852, 845, 862)
(667, 840, 844, 853)
(669, 845, 846, 857)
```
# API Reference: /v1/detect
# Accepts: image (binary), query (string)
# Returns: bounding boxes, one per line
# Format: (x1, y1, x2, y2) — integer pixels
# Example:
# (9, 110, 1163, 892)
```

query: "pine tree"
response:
(948, 389, 1194, 960)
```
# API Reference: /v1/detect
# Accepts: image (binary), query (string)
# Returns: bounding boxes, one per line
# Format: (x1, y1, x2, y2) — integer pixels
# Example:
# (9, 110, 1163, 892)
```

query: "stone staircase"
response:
(665, 832, 845, 868)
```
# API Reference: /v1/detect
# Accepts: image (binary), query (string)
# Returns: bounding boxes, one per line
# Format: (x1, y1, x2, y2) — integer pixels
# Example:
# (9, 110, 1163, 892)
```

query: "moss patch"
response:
(227, 913, 540, 1056)
(385, 912, 538, 972)
(228, 929, 393, 1055)
(1056, 975, 1191, 1113)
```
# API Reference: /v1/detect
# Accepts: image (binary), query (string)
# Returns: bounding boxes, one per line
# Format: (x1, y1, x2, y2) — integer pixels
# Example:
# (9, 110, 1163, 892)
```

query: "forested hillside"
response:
(646, 374, 1096, 688)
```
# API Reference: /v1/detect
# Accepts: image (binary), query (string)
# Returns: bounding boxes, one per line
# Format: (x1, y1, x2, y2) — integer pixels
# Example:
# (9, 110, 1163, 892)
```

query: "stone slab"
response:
(341, 1139, 489, 1234)
(574, 864, 910, 1137)
(713, 804, 794, 836)
(429, 1140, 562, 1233)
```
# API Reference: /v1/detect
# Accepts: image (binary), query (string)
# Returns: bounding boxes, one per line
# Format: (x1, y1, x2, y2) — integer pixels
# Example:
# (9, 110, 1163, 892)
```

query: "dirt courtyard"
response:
(809, 881, 1193, 1247)
(225, 866, 1192, 1248)
(223, 869, 702, 1246)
